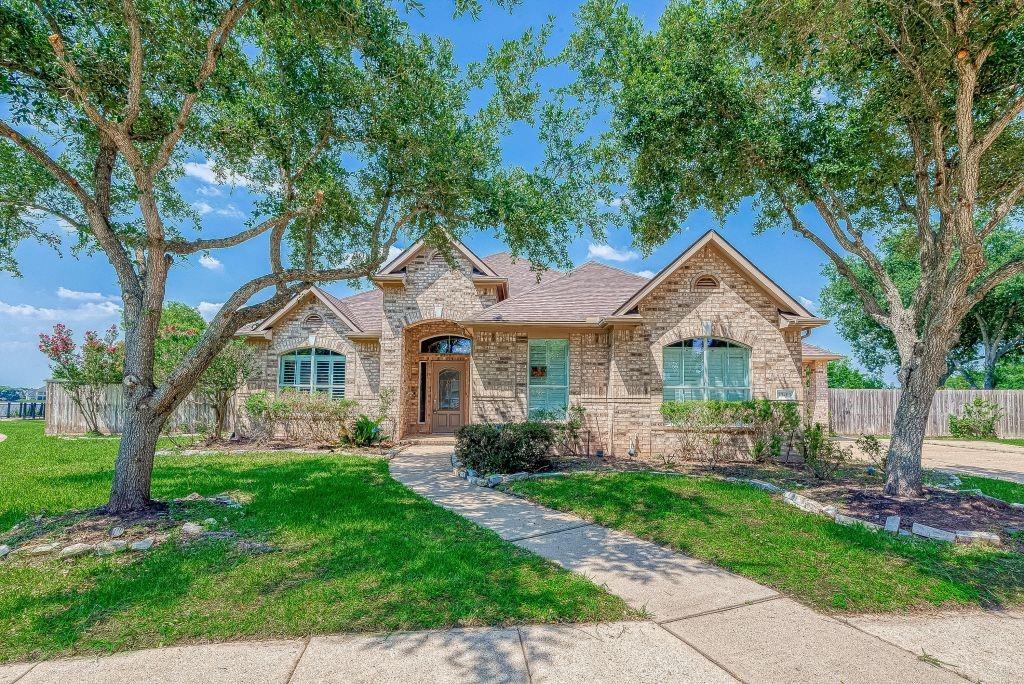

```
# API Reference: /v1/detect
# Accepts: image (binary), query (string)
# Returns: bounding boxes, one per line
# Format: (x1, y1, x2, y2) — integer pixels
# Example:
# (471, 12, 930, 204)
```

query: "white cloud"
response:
(799, 296, 817, 311)
(57, 287, 108, 301)
(0, 299, 121, 322)
(215, 204, 245, 218)
(56, 219, 78, 234)
(197, 301, 223, 321)
(636, 270, 655, 279)
(387, 245, 404, 263)
(192, 201, 214, 215)
(587, 243, 639, 263)
(196, 185, 222, 197)
(199, 254, 224, 271)
(183, 160, 253, 188)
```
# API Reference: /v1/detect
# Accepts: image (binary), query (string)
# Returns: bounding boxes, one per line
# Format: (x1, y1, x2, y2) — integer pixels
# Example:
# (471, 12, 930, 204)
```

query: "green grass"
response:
(0, 422, 631, 663)
(508, 472, 1024, 613)
(954, 475, 1024, 504)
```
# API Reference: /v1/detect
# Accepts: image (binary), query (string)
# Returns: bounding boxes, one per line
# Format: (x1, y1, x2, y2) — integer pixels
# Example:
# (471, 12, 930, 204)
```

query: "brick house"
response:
(236, 230, 840, 458)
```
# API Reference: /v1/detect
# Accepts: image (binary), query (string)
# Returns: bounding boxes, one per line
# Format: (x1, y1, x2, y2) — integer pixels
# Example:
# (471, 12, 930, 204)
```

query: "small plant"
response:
(660, 399, 799, 464)
(795, 422, 850, 480)
(949, 397, 1002, 439)
(856, 434, 885, 474)
(351, 414, 386, 446)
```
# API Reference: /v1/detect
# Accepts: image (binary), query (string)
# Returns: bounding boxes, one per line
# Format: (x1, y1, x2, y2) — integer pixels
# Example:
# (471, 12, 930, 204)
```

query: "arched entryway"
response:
(401, 320, 473, 438)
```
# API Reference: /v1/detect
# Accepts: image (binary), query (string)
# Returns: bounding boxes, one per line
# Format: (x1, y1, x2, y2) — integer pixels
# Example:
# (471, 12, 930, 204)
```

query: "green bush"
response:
(795, 422, 849, 480)
(455, 422, 556, 474)
(351, 414, 387, 446)
(660, 399, 799, 462)
(243, 390, 358, 444)
(949, 397, 1002, 439)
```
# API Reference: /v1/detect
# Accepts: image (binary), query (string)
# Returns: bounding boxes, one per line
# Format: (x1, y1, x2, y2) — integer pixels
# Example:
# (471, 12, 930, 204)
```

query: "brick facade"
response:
(245, 241, 831, 460)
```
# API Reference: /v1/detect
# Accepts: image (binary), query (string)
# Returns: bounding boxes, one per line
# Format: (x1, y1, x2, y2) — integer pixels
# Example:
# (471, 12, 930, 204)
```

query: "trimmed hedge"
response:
(455, 422, 555, 474)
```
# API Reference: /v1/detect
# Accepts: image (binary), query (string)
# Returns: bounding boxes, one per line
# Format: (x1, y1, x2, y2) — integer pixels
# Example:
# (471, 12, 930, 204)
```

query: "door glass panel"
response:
(438, 369, 460, 410)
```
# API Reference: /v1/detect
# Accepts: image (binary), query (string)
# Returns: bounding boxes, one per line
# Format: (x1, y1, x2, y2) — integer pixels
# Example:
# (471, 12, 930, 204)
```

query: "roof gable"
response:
(613, 230, 815, 318)
(254, 286, 363, 334)
(377, 238, 500, 278)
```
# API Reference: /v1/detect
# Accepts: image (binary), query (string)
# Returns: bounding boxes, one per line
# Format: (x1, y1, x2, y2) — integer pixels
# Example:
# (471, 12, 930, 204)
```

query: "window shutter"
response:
(528, 339, 568, 418)
(297, 358, 311, 386)
(281, 359, 296, 385)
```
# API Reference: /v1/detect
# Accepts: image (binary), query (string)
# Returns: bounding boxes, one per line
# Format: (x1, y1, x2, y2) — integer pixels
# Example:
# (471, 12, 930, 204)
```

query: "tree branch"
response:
(166, 206, 307, 255)
(0, 120, 93, 208)
(980, 176, 1024, 239)
(121, 0, 144, 130)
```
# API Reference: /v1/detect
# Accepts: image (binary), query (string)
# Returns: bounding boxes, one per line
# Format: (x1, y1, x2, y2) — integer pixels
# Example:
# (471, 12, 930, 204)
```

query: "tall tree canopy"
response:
(559, 0, 1024, 495)
(0, 0, 592, 511)
(820, 229, 1024, 388)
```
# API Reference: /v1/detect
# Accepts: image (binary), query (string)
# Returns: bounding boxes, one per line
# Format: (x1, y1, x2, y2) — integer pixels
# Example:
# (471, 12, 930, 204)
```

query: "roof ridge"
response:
(576, 259, 650, 280)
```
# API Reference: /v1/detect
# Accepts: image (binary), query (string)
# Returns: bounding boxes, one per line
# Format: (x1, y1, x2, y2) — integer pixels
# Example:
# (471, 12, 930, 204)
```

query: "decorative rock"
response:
(0, 544, 10, 558)
(59, 543, 94, 558)
(884, 515, 901, 533)
(821, 505, 838, 516)
(130, 538, 154, 551)
(487, 475, 503, 486)
(1011, 502, 1023, 510)
(181, 523, 204, 535)
(95, 540, 127, 556)
(203, 518, 217, 526)
(109, 526, 125, 538)
(28, 543, 59, 555)
(911, 522, 956, 542)
(898, 529, 912, 536)
(457, 469, 467, 479)
(955, 530, 1001, 545)
(783, 491, 825, 514)
(178, 492, 204, 502)
(835, 513, 881, 531)
(506, 472, 529, 482)
(948, 475, 963, 486)
(466, 469, 478, 479)
(746, 479, 784, 494)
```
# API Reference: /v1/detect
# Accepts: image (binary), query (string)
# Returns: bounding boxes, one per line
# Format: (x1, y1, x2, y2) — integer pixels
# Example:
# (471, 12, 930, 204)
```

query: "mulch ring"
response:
(2, 504, 176, 552)
(804, 483, 1023, 539)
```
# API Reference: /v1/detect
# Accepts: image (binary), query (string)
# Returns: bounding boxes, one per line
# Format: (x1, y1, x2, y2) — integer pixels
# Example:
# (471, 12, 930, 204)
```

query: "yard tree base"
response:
(107, 404, 166, 514)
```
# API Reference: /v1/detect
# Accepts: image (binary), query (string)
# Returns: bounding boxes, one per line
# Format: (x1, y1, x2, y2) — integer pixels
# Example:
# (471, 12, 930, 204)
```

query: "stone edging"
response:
(722, 477, 1006, 546)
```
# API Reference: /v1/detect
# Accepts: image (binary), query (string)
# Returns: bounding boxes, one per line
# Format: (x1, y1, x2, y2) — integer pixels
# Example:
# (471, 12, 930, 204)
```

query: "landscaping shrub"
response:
(949, 397, 1002, 439)
(455, 421, 556, 474)
(243, 390, 357, 444)
(856, 434, 886, 474)
(660, 399, 799, 464)
(795, 422, 850, 480)
(351, 414, 386, 446)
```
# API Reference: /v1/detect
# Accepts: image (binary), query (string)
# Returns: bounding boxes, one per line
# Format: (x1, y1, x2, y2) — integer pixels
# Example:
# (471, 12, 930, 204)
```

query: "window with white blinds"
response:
(278, 348, 346, 398)
(528, 338, 569, 419)
(663, 338, 750, 401)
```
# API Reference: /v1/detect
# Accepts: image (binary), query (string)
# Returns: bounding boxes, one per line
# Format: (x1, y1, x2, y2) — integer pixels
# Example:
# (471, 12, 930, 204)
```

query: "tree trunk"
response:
(107, 400, 167, 513)
(884, 346, 949, 497)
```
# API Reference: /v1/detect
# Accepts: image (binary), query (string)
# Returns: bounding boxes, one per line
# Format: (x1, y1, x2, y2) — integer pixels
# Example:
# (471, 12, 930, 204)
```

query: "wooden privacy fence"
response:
(44, 380, 238, 435)
(829, 389, 1024, 438)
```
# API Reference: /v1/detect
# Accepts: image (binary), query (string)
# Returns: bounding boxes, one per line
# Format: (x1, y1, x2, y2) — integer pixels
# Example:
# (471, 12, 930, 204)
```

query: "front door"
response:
(431, 363, 465, 434)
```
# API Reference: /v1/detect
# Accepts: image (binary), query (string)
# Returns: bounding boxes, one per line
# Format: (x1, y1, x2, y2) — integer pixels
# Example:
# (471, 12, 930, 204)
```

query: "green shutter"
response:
(528, 339, 568, 418)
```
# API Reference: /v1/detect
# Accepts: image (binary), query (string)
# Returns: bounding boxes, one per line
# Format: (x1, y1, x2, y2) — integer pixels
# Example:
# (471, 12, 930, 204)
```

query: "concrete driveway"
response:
(843, 437, 1024, 484)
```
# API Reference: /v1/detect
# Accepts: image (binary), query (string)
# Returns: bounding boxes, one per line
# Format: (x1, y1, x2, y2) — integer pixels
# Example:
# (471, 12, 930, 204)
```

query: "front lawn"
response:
(0, 422, 631, 663)
(508, 472, 1024, 613)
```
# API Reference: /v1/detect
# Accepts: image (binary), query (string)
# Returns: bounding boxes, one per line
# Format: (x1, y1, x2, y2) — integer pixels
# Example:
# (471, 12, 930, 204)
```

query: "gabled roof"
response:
(376, 238, 500, 278)
(250, 286, 364, 334)
(471, 262, 649, 323)
(322, 289, 382, 333)
(612, 230, 816, 318)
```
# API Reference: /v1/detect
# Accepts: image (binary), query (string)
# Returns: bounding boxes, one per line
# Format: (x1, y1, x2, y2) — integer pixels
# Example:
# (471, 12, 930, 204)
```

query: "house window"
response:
(663, 338, 750, 401)
(278, 347, 346, 398)
(421, 335, 472, 354)
(528, 338, 569, 419)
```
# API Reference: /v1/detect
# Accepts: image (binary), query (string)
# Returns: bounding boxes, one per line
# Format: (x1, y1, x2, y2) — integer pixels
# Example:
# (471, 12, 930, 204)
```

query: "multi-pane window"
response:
(528, 338, 569, 419)
(278, 347, 346, 398)
(663, 338, 750, 401)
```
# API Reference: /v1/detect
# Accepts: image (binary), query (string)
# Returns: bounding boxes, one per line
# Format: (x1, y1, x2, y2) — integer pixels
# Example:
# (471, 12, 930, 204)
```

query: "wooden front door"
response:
(431, 362, 465, 434)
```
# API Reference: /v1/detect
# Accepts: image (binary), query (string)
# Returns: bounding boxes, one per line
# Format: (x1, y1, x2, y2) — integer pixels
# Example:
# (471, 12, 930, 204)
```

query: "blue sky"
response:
(0, 0, 851, 388)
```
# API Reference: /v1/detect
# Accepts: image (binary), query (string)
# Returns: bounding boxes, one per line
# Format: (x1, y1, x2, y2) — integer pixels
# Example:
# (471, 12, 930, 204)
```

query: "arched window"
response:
(420, 335, 472, 354)
(278, 347, 346, 398)
(663, 338, 750, 401)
